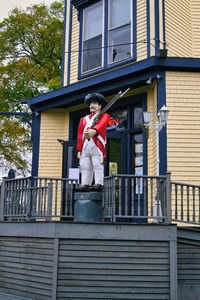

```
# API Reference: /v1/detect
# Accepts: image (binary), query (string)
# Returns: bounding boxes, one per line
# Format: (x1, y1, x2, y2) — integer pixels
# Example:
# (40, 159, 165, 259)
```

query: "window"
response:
(81, 0, 132, 75)
(133, 106, 143, 126)
(82, 2, 103, 73)
(107, 108, 128, 131)
(108, 0, 132, 64)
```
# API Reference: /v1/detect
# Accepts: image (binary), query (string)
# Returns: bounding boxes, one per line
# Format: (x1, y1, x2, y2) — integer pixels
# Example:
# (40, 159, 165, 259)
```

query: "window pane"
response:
(108, 24, 131, 64)
(107, 109, 127, 131)
(134, 107, 143, 126)
(107, 138, 122, 175)
(82, 35, 102, 73)
(84, 2, 103, 40)
(82, 1, 103, 73)
(110, 0, 130, 29)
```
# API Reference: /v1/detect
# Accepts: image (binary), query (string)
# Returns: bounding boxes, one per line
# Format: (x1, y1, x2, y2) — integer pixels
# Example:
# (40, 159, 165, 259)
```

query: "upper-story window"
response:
(81, 0, 132, 75)
(108, 0, 131, 64)
(82, 2, 103, 73)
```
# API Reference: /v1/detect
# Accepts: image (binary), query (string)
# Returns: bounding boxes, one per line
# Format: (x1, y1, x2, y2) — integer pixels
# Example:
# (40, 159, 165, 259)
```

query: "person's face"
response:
(89, 101, 102, 114)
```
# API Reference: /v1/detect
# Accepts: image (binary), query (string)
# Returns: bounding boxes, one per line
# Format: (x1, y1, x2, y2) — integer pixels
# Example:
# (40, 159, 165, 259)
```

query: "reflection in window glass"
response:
(134, 107, 143, 126)
(108, 24, 131, 64)
(134, 134, 143, 194)
(82, 35, 102, 72)
(110, 0, 130, 28)
(84, 3, 102, 39)
(107, 109, 127, 131)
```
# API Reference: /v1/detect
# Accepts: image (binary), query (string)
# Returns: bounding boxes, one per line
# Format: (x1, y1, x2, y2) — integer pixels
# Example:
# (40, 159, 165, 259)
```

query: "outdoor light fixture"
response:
(157, 49, 168, 59)
(146, 74, 163, 85)
(157, 105, 169, 125)
(143, 111, 153, 124)
(143, 105, 169, 133)
(143, 105, 169, 222)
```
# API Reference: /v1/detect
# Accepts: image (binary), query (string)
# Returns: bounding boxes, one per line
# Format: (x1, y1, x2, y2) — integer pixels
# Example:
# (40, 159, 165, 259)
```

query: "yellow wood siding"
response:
(146, 86, 158, 219)
(69, 6, 79, 84)
(149, 0, 156, 56)
(191, 0, 200, 57)
(147, 86, 157, 176)
(38, 111, 69, 178)
(165, 0, 193, 57)
(166, 71, 200, 184)
(159, 0, 164, 50)
(136, 0, 147, 60)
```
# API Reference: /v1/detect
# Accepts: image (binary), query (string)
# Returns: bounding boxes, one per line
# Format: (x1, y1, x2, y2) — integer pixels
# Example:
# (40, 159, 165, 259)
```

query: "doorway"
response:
(105, 131, 126, 175)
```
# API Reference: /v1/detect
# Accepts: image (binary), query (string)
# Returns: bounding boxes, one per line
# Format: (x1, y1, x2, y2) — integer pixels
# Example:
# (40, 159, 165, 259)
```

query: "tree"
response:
(0, 118, 31, 175)
(0, 1, 64, 176)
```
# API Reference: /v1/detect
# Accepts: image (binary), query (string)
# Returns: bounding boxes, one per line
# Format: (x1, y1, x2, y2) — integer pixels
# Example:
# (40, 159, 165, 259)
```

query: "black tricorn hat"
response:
(84, 93, 107, 107)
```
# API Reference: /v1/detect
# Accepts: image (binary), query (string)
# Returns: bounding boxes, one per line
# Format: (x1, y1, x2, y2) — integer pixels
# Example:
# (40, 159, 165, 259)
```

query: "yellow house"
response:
(29, 0, 200, 188)
(2, 4, 200, 299)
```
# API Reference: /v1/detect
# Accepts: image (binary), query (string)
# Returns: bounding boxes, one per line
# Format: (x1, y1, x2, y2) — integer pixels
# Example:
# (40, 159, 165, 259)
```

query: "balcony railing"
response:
(0, 177, 77, 221)
(1, 173, 200, 225)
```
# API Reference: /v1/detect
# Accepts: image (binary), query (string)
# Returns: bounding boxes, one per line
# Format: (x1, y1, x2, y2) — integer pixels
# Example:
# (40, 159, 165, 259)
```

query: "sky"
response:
(0, 0, 56, 21)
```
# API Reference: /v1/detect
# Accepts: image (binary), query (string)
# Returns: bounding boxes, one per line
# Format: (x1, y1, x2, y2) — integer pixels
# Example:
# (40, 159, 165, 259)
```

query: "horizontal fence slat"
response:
(56, 292, 169, 300)
(58, 269, 170, 276)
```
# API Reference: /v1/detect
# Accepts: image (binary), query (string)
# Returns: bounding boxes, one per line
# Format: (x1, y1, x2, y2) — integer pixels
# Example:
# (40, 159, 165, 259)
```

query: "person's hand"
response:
(77, 151, 82, 160)
(84, 129, 97, 139)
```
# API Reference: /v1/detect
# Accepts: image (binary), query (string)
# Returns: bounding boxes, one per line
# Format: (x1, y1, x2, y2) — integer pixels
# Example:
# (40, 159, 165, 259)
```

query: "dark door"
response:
(105, 131, 146, 222)
(105, 131, 127, 176)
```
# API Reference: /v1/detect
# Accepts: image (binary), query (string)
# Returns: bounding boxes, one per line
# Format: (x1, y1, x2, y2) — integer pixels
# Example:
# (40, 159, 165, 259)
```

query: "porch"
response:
(0, 174, 200, 300)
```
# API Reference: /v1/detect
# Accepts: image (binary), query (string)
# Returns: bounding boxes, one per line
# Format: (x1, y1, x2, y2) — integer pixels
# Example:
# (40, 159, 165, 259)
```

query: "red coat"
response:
(77, 113, 111, 162)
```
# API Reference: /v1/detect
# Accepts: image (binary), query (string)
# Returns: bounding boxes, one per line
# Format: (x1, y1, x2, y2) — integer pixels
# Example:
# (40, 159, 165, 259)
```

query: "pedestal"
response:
(74, 192, 103, 222)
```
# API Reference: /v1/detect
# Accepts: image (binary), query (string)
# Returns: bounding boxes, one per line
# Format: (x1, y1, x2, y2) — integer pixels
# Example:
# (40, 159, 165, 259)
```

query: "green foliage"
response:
(0, 117, 31, 175)
(0, 1, 64, 175)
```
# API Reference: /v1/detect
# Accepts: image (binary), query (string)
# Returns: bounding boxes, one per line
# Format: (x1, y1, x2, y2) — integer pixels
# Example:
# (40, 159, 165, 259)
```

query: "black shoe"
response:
(89, 184, 103, 192)
(75, 185, 89, 192)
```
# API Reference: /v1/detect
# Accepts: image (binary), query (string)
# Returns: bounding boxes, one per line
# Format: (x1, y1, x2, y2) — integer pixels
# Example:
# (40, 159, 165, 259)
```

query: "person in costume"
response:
(76, 93, 110, 192)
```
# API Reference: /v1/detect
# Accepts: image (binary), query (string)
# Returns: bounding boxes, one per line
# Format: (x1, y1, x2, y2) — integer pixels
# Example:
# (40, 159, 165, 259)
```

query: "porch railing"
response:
(0, 177, 77, 221)
(1, 173, 200, 225)
(171, 181, 200, 224)
(103, 173, 171, 224)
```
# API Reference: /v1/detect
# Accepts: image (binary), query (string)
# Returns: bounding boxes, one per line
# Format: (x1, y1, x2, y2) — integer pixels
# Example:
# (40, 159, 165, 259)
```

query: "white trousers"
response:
(80, 141, 104, 186)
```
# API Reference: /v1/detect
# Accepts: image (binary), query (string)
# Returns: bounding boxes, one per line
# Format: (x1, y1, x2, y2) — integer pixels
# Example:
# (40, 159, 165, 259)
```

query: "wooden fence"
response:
(0, 222, 177, 300)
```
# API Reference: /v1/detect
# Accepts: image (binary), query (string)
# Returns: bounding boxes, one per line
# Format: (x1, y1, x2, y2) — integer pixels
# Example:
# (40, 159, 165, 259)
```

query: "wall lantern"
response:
(143, 105, 169, 222)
